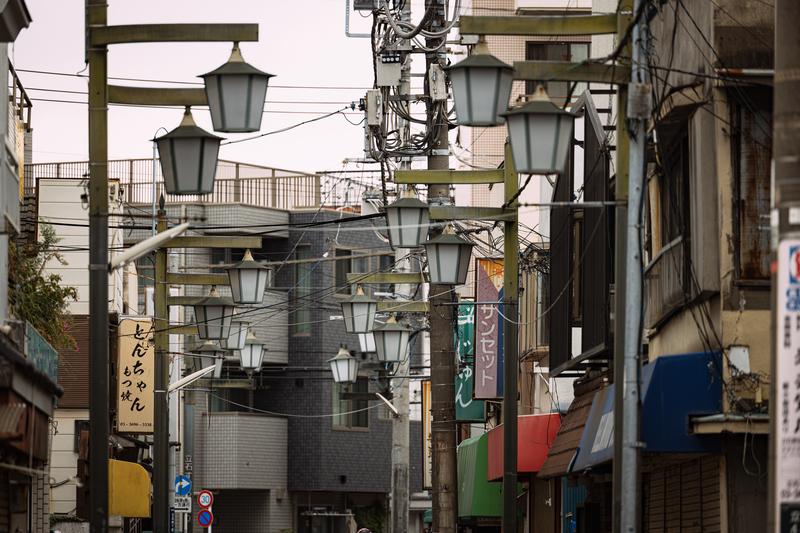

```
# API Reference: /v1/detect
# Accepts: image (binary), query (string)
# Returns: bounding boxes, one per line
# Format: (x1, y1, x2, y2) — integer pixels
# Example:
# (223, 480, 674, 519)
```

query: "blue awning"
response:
(571, 352, 722, 472)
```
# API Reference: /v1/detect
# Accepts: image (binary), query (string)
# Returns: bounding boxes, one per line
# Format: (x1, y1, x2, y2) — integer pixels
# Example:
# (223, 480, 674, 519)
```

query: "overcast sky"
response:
(13, 0, 391, 174)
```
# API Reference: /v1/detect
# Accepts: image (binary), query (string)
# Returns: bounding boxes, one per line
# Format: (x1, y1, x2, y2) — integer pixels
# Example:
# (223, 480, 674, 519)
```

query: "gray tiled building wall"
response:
(197, 412, 288, 490)
(260, 210, 394, 495)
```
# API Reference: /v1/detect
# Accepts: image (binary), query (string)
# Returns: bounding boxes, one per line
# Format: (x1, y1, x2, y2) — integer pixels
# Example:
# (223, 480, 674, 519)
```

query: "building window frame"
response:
(292, 244, 313, 336)
(332, 378, 370, 430)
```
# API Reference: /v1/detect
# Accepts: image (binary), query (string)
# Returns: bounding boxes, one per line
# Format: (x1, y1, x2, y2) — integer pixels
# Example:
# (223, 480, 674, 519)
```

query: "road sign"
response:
(197, 509, 213, 528)
(198, 490, 213, 509)
(175, 474, 192, 497)
(174, 495, 191, 513)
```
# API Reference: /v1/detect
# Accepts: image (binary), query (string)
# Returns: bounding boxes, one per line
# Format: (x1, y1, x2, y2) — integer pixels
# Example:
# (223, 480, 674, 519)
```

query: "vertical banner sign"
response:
(778, 240, 800, 530)
(117, 318, 155, 433)
(455, 303, 485, 422)
(474, 258, 504, 399)
(422, 379, 432, 489)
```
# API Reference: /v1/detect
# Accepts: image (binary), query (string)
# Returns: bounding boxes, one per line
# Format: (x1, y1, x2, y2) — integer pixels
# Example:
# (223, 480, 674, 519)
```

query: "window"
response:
(378, 253, 395, 295)
(334, 248, 353, 294)
(293, 246, 313, 335)
(525, 41, 590, 106)
(733, 87, 772, 282)
(333, 378, 369, 429)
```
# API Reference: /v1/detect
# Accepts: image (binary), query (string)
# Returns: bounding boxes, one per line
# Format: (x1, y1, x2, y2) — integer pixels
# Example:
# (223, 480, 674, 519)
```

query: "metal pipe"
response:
(87, 1, 110, 530)
(109, 222, 189, 271)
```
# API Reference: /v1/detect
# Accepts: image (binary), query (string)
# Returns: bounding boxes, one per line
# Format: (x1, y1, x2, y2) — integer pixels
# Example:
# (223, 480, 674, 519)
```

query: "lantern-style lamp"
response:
(372, 315, 411, 364)
(237, 330, 266, 373)
(193, 286, 235, 340)
(196, 340, 226, 379)
(447, 41, 513, 127)
(154, 107, 223, 195)
(222, 320, 249, 351)
(386, 189, 430, 249)
(424, 225, 474, 285)
(341, 286, 377, 334)
(226, 249, 272, 304)
(328, 345, 359, 384)
(358, 332, 376, 354)
(501, 85, 576, 175)
(201, 43, 274, 133)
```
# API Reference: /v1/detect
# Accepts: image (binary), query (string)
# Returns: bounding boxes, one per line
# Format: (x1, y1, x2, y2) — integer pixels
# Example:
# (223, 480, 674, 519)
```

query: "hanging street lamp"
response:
(195, 340, 226, 378)
(201, 43, 274, 133)
(328, 345, 359, 384)
(193, 285, 235, 341)
(154, 107, 223, 195)
(226, 249, 272, 304)
(341, 285, 378, 334)
(237, 329, 266, 373)
(372, 314, 412, 364)
(424, 225, 475, 286)
(222, 320, 249, 351)
(501, 85, 576, 175)
(447, 41, 514, 127)
(358, 332, 377, 354)
(386, 189, 430, 249)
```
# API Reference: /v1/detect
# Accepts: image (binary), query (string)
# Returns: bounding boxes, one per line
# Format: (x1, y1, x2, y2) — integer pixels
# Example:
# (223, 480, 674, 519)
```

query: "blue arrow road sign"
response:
(175, 475, 192, 497)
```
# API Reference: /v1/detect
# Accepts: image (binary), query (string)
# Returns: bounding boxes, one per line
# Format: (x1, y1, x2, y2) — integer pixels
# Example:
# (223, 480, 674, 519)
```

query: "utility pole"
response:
(425, 1, 458, 532)
(612, 1, 632, 532)
(154, 208, 170, 531)
(771, 1, 800, 531)
(390, 1, 412, 532)
(618, 0, 647, 531)
(86, 1, 110, 530)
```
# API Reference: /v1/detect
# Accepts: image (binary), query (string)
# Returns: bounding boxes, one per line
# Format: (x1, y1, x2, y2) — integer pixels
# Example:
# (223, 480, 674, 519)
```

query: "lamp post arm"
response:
(169, 365, 216, 393)
(109, 222, 190, 271)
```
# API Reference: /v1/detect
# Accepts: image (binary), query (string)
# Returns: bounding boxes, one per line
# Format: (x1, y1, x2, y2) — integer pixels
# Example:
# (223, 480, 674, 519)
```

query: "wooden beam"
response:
(199, 379, 255, 389)
(167, 297, 207, 306)
(459, 14, 618, 36)
(163, 236, 263, 249)
(377, 301, 430, 313)
(166, 273, 229, 286)
(108, 86, 207, 107)
(394, 169, 504, 185)
(429, 206, 516, 221)
(347, 272, 426, 284)
(513, 61, 631, 85)
(91, 23, 258, 46)
(169, 325, 198, 335)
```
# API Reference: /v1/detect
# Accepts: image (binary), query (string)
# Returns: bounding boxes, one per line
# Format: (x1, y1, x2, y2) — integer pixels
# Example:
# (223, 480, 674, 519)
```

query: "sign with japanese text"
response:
(422, 379, 432, 489)
(455, 303, 485, 421)
(777, 240, 800, 530)
(117, 318, 155, 433)
(774, 239, 800, 532)
(474, 258, 504, 399)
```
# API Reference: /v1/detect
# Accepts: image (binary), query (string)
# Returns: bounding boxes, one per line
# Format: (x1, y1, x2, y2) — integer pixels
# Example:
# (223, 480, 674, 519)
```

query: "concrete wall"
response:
(50, 408, 88, 516)
(37, 178, 123, 315)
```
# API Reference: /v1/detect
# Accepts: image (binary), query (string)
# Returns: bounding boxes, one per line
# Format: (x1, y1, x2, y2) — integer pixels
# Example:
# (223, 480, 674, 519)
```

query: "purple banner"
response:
(474, 258, 504, 399)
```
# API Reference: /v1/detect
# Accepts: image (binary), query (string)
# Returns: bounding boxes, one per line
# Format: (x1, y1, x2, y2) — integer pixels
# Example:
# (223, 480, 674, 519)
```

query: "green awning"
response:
(458, 433, 503, 518)
(423, 509, 432, 524)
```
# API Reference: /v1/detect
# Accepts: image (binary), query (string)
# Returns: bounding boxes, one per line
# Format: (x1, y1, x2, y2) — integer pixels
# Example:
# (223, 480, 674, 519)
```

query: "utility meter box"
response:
(428, 64, 447, 101)
(366, 89, 384, 126)
(376, 50, 403, 86)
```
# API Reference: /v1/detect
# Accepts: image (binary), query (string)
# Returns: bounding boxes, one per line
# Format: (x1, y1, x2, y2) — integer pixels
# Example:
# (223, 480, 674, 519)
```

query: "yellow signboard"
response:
(117, 318, 155, 433)
(422, 379, 432, 489)
(109, 459, 151, 517)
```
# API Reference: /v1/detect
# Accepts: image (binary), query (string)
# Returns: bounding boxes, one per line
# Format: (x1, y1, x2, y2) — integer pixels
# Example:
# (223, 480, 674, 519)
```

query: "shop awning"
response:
(458, 433, 503, 518)
(538, 374, 605, 478)
(572, 352, 722, 472)
(486, 413, 561, 481)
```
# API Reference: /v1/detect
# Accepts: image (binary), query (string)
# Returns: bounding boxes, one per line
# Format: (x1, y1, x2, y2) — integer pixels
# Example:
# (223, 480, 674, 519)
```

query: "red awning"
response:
(487, 413, 561, 481)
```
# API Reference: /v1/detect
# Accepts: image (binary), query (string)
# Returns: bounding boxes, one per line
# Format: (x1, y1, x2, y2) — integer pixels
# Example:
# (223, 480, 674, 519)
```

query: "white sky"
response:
(13, 0, 388, 174)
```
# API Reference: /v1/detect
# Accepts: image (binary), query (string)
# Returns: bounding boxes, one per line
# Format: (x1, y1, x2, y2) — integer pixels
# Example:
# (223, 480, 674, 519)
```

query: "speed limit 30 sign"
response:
(197, 490, 213, 509)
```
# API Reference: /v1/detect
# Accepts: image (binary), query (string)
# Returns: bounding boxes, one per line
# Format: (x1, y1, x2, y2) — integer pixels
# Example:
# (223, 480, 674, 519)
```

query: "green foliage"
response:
(354, 501, 387, 533)
(8, 223, 78, 351)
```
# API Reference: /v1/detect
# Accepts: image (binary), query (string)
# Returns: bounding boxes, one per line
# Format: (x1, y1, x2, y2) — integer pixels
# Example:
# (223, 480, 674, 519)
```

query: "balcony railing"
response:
(25, 159, 382, 211)
(644, 236, 688, 329)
